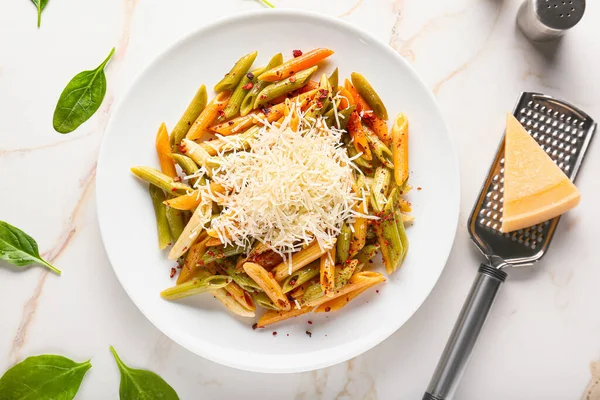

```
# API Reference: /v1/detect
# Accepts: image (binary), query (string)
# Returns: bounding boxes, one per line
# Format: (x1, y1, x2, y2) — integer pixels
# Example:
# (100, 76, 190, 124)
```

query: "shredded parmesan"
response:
(198, 103, 367, 259)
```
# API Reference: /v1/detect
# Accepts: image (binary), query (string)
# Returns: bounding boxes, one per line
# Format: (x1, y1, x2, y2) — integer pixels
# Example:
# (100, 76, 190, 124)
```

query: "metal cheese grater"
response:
(423, 92, 596, 400)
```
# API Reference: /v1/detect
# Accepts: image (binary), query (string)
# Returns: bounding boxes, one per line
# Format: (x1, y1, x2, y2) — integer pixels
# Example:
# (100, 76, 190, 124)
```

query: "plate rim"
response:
(96, 8, 461, 373)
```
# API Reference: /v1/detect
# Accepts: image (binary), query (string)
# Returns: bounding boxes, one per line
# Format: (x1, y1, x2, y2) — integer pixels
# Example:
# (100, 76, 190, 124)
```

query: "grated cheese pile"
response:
(196, 106, 365, 260)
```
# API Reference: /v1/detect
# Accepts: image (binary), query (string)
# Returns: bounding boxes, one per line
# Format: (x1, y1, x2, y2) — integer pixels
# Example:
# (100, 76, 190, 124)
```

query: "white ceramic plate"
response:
(97, 9, 460, 373)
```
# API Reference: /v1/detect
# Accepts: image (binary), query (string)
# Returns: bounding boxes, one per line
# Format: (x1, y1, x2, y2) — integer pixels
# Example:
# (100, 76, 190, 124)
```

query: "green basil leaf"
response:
(110, 346, 179, 400)
(53, 47, 115, 134)
(0, 355, 91, 400)
(30, 0, 48, 27)
(0, 220, 61, 274)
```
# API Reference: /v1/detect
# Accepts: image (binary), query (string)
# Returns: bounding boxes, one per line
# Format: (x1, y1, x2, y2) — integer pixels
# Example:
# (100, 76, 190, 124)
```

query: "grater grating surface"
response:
(468, 92, 596, 267)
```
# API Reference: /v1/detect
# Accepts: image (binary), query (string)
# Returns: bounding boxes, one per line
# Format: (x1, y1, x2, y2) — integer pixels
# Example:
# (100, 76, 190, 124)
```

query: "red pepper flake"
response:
(246, 72, 254, 80)
(293, 49, 303, 58)
(252, 323, 258, 330)
(376, 290, 379, 294)
(316, 101, 323, 109)
(178, 144, 187, 154)
(305, 330, 312, 337)
(324, 307, 331, 312)
(217, 110, 225, 117)
(171, 188, 177, 192)
(417, 187, 422, 191)
(242, 82, 254, 90)
(289, 76, 297, 83)
(260, 95, 267, 100)
(318, 89, 328, 99)
(289, 277, 298, 286)
(272, 331, 277, 336)
(173, 176, 182, 182)
(169, 268, 176, 278)
(286, 333, 289, 337)
(228, 121, 234, 126)
(308, 320, 312, 325)
(225, 292, 231, 297)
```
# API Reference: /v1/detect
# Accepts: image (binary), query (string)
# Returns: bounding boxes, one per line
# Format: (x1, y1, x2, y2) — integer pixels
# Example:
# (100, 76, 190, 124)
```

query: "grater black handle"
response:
(423, 264, 507, 400)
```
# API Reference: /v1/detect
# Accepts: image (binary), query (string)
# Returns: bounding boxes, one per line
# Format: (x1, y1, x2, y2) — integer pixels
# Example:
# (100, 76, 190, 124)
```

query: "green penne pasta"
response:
(328, 68, 339, 92)
(131, 166, 191, 194)
(336, 222, 352, 264)
(281, 261, 320, 293)
(215, 51, 258, 93)
(304, 73, 332, 121)
(200, 244, 247, 265)
(364, 125, 394, 169)
(393, 198, 409, 262)
(325, 105, 356, 130)
(181, 139, 212, 169)
(170, 84, 208, 148)
(253, 292, 279, 310)
(220, 263, 262, 292)
(149, 186, 171, 250)
(301, 281, 324, 305)
(172, 153, 205, 187)
(352, 244, 380, 268)
(223, 66, 265, 120)
(370, 166, 392, 213)
(240, 53, 283, 116)
(160, 275, 232, 300)
(165, 206, 185, 242)
(335, 259, 358, 288)
(254, 66, 318, 108)
(380, 189, 404, 272)
(351, 72, 388, 120)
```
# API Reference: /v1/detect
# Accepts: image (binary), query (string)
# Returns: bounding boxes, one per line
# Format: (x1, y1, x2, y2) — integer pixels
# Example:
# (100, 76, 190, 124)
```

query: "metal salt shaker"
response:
(517, 0, 585, 41)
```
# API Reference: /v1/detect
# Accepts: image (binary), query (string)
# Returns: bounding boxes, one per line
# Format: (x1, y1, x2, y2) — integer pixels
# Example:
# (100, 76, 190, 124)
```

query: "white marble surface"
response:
(1, 0, 599, 398)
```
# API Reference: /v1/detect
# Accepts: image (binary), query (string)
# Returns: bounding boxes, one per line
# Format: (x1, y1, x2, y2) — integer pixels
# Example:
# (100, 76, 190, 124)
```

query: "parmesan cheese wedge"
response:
(501, 113, 580, 233)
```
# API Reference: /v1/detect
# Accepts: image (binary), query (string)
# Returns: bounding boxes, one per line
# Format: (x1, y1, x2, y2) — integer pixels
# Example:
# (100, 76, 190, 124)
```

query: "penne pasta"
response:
(336, 222, 352, 264)
(254, 66, 318, 108)
(165, 206, 185, 242)
(168, 199, 212, 260)
(350, 72, 388, 120)
(370, 166, 392, 213)
(155, 123, 177, 178)
(364, 124, 394, 169)
(171, 84, 208, 147)
(258, 48, 334, 82)
(256, 306, 314, 328)
(345, 79, 391, 144)
(223, 280, 256, 311)
(272, 240, 334, 281)
(223, 66, 265, 120)
(306, 271, 385, 308)
(186, 91, 231, 141)
(243, 262, 291, 311)
(161, 274, 232, 300)
(328, 68, 339, 93)
(164, 190, 202, 211)
(253, 292, 279, 311)
(131, 166, 191, 195)
(215, 51, 258, 93)
(149, 185, 171, 250)
(320, 247, 336, 297)
(347, 111, 372, 161)
(335, 259, 359, 288)
(205, 237, 223, 247)
(281, 261, 320, 293)
(177, 233, 209, 284)
(212, 287, 256, 317)
(352, 243, 380, 269)
(391, 112, 409, 187)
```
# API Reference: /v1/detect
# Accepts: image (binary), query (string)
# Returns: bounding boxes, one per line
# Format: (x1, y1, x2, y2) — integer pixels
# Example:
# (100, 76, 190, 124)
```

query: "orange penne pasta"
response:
(155, 123, 177, 178)
(392, 113, 409, 186)
(243, 262, 291, 311)
(164, 190, 202, 210)
(223, 280, 256, 311)
(347, 111, 372, 161)
(298, 80, 319, 93)
(205, 237, 223, 247)
(345, 80, 391, 144)
(256, 306, 314, 328)
(212, 287, 255, 317)
(187, 91, 231, 140)
(314, 285, 373, 313)
(338, 87, 354, 110)
(320, 248, 336, 297)
(177, 233, 209, 284)
(307, 271, 386, 309)
(258, 48, 334, 82)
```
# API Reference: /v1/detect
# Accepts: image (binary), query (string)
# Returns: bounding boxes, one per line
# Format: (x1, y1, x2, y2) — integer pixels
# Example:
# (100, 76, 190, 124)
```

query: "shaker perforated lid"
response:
(534, 0, 585, 30)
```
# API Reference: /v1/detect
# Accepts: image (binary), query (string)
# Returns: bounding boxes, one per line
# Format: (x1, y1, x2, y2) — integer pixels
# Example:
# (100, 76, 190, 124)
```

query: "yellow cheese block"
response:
(501, 113, 580, 233)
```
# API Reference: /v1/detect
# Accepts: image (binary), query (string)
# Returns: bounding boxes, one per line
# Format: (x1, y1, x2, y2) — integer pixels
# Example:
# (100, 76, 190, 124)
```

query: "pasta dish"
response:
(130, 48, 413, 328)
